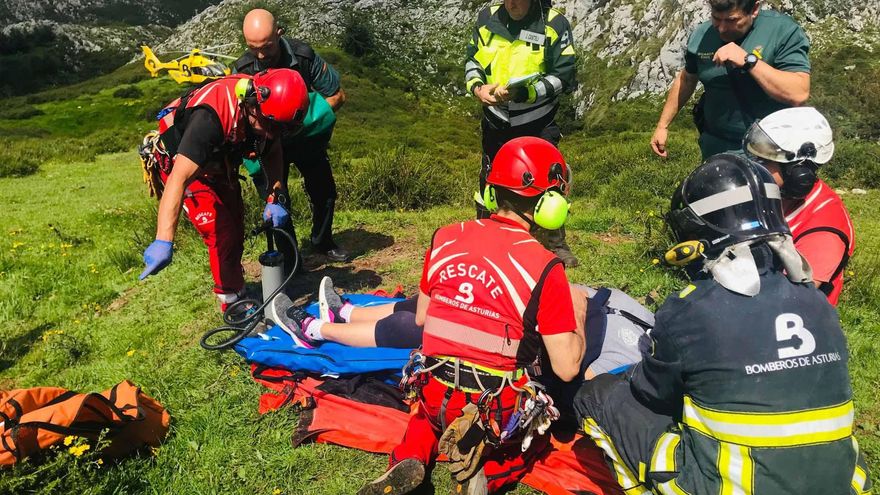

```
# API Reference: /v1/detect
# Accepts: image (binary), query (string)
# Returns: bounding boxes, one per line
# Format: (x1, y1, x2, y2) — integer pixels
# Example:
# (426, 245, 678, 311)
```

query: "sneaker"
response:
(266, 293, 316, 349)
(324, 246, 350, 263)
(358, 458, 426, 495)
(453, 468, 487, 495)
(318, 276, 348, 322)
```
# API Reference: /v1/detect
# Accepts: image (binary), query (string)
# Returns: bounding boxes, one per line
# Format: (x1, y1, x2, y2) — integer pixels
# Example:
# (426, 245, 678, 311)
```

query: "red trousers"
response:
(161, 170, 245, 296)
(390, 376, 548, 492)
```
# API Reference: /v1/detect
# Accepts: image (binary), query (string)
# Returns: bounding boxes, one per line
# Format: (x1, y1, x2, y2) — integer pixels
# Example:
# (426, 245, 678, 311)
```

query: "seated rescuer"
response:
(357, 137, 584, 495)
(138, 69, 307, 312)
(233, 8, 349, 263)
(573, 154, 872, 495)
(743, 106, 855, 306)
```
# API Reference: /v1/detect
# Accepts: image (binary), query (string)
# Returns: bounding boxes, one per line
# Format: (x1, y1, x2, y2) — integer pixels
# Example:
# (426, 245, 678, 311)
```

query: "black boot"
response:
(311, 198, 349, 262)
(540, 227, 579, 268)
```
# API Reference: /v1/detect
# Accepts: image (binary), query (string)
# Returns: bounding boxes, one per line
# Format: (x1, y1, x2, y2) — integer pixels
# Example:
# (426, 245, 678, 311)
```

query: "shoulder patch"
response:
(679, 284, 697, 299)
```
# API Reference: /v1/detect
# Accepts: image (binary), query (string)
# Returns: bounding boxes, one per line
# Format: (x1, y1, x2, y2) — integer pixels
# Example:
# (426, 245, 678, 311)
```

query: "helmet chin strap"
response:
(512, 209, 539, 232)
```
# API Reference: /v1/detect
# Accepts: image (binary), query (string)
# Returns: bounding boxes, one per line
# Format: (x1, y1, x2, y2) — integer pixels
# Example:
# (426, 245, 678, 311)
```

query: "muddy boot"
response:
(358, 458, 426, 495)
(541, 227, 579, 268)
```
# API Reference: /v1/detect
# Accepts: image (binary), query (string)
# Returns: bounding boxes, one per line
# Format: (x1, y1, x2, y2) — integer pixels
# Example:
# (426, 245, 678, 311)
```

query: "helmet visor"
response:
(744, 122, 794, 163)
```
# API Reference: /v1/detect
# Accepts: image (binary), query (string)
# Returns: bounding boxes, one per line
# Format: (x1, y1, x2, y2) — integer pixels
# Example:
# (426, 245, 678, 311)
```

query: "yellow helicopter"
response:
(141, 44, 237, 84)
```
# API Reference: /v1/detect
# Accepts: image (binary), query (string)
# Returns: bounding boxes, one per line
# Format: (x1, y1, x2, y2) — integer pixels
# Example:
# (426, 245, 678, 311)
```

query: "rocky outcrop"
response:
(152, 0, 880, 105)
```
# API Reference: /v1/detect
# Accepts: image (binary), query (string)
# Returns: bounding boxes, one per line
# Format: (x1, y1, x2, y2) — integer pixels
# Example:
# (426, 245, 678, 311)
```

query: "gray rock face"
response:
(152, 0, 880, 103)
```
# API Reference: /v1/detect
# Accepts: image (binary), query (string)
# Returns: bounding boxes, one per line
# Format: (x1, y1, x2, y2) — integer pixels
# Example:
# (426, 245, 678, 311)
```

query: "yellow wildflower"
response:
(273, 489, 282, 495)
(12, 241, 25, 249)
(69, 444, 90, 456)
(63, 436, 75, 446)
(97, 459, 104, 466)
(126, 349, 136, 357)
(651, 258, 660, 265)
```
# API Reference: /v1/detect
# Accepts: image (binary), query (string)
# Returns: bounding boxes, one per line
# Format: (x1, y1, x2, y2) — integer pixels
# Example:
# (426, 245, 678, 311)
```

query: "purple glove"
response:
(263, 202, 290, 228)
(139, 240, 173, 280)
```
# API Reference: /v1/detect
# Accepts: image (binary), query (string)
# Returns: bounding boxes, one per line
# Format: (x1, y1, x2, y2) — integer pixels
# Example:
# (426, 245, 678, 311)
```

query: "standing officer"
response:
(138, 69, 308, 312)
(574, 154, 872, 495)
(744, 106, 855, 305)
(465, 0, 579, 267)
(359, 137, 584, 495)
(651, 0, 811, 159)
(234, 8, 349, 263)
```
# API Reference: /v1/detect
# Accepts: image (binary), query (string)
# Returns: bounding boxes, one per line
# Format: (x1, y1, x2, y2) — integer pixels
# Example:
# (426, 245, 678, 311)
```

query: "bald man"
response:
(234, 9, 349, 263)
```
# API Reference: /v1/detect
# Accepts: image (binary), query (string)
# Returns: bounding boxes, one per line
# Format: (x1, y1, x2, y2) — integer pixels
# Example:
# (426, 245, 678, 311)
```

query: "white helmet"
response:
(744, 107, 834, 165)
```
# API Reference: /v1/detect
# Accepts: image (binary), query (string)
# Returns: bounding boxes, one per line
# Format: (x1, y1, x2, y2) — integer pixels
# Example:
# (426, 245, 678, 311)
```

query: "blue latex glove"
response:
(139, 240, 173, 280)
(263, 202, 289, 228)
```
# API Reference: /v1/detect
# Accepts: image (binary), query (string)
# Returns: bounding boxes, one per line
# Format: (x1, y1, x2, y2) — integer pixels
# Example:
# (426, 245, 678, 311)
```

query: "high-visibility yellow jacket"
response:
(465, 4, 576, 129)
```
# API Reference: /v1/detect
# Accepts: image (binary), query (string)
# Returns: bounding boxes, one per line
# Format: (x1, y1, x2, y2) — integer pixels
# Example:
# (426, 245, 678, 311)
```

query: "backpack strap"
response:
(794, 226, 852, 296)
(582, 287, 613, 369)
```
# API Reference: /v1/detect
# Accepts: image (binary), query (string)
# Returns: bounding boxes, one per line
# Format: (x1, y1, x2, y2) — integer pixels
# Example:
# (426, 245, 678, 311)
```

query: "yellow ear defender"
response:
(663, 240, 705, 266)
(482, 185, 498, 212)
(533, 190, 569, 230)
(234, 78, 254, 102)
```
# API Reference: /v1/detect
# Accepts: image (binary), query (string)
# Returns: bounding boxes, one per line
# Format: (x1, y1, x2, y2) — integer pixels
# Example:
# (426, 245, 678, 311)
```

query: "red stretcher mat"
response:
(251, 366, 622, 495)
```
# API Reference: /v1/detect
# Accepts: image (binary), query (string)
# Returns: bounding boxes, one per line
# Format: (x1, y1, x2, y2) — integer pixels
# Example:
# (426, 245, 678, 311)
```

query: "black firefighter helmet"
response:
(667, 153, 790, 256)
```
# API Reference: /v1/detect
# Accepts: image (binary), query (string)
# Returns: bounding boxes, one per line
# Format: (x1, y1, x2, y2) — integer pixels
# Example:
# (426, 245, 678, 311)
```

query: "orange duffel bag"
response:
(0, 380, 170, 466)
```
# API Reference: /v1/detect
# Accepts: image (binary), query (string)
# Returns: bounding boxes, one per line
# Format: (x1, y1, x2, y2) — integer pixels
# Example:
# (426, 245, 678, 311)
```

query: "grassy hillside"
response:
(1, 48, 879, 493)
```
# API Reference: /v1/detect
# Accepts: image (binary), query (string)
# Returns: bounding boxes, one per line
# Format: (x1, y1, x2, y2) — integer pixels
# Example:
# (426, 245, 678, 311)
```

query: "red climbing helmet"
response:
(252, 68, 309, 125)
(487, 137, 570, 197)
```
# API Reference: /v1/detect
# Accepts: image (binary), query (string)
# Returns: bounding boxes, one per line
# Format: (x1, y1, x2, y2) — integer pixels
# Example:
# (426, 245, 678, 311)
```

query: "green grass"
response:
(1, 49, 879, 493)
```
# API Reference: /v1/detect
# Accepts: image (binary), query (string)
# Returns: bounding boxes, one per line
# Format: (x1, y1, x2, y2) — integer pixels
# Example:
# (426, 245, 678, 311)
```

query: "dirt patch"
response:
(279, 226, 423, 305)
(592, 232, 634, 245)
(106, 286, 139, 312)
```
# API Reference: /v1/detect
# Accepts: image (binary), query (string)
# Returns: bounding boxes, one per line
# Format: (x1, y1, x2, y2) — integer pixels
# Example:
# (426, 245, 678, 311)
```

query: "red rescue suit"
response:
(155, 76, 251, 298)
(392, 216, 576, 491)
(786, 179, 855, 305)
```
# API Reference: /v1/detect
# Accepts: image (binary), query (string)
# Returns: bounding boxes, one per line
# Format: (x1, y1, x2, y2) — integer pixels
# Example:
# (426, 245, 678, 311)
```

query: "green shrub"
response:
(113, 85, 144, 99)
(337, 145, 455, 210)
(822, 139, 880, 189)
(340, 11, 378, 59)
(0, 105, 44, 120)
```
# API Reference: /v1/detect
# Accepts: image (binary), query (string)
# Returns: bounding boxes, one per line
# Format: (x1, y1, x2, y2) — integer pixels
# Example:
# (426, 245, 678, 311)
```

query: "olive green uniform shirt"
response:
(685, 10, 810, 157)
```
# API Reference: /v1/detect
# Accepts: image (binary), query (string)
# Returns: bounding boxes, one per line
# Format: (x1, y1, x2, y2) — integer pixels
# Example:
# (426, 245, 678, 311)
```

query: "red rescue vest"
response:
(421, 217, 560, 371)
(157, 75, 250, 154)
(786, 179, 855, 305)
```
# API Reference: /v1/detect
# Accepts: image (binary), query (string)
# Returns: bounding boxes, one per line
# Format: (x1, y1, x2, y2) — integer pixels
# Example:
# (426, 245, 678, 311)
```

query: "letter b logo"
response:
(775, 313, 816, 359)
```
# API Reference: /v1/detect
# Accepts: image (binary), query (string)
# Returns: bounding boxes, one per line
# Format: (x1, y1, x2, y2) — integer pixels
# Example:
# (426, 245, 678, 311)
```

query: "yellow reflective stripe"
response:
(852, 465, 868, 494)
(583, 418, 650, 494)
(656, 479, 690, 495)
(561, 45, 576, 56)
(545, 25, 558, 45)
(650, 432, 680, 472)
(718, 443, 754, 495)
(683, 396, 854, 447)
(547, 8, 558, 21)
(466, 78, 483, 92)
(679, 284, 696, 298)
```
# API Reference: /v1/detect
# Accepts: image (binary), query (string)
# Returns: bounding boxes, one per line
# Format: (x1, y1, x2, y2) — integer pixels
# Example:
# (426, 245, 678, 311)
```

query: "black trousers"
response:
(573, 373, 676, 492)
(282, 134, 337, 251)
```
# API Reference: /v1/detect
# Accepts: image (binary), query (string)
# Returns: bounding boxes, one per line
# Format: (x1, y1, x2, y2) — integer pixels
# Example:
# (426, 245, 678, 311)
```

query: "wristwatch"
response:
(743, 53, 759, 71)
